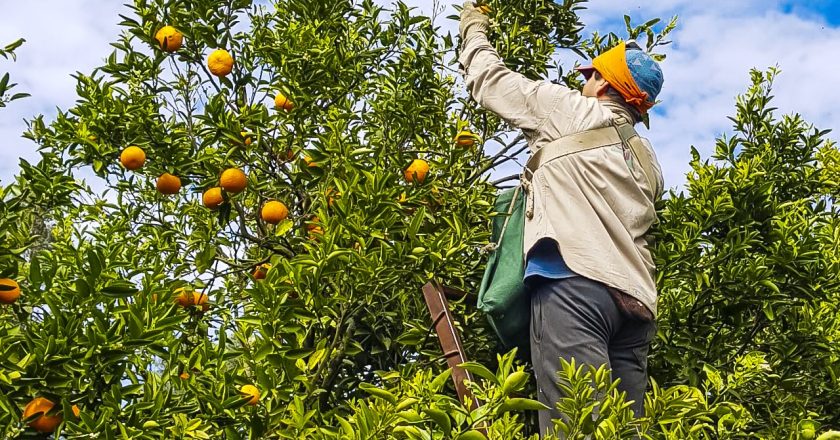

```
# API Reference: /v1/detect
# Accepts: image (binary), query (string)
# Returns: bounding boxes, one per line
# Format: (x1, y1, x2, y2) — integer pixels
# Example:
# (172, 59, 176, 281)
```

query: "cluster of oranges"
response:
(132, 28, 480, 283)
(3, 25, 488, 434)
(15, 383, 258, 433)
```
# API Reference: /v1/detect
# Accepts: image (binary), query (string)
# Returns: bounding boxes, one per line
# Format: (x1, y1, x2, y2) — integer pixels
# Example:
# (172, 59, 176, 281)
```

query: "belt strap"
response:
(524, 126, 622, 177)
(521, 119, 659, 219)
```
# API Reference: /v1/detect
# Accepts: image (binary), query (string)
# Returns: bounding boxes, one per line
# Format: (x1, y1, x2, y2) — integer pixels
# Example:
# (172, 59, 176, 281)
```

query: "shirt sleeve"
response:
(459, 32, 573, 135)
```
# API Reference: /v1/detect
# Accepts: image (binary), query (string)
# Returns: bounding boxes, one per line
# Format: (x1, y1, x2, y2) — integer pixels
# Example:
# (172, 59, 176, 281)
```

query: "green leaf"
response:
(498, 398, 550, 413)
(455, 430, 487, 440)
(101, 282, 138, 298)
(283, 348, 315, 359)
(501, 371, 528, 396)
(358, 382, 397, 404)
(430, 369, 452, 392)
(457, 362, 498, 385)
(196, 244, 217, 273)
(423, 408, 452, 436)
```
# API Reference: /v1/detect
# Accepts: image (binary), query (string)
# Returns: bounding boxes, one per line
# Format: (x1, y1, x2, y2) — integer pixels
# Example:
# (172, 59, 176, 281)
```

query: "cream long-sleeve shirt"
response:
(460, 32, 664, 315)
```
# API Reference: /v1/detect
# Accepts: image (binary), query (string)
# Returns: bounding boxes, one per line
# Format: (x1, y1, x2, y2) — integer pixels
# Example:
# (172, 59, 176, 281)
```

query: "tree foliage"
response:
(651, 67, 840, 437)
(0, 38, 29, 108)
(0, 0, 838, 439)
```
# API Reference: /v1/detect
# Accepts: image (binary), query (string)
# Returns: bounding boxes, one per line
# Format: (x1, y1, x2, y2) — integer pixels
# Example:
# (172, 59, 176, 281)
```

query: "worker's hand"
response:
(459, 1, 490, 40)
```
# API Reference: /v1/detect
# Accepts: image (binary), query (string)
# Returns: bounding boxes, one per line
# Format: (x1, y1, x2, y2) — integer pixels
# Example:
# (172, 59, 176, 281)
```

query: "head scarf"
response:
(592, 41, 656, 114)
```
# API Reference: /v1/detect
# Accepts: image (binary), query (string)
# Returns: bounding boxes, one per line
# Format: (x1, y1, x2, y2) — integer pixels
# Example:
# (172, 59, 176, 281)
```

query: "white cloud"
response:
(637, 10, 840, 189)
(1, 1, 838, 194)
(0, 0, 126, 182)
(579, 0, 786, 24)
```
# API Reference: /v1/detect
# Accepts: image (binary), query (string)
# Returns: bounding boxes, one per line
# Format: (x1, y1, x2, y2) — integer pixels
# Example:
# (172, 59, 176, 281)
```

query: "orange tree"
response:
(650, 68, 840, 437)
(4, 0, 839, 439)
(1, 0, 567, 437)
(0, 38, 28, 109)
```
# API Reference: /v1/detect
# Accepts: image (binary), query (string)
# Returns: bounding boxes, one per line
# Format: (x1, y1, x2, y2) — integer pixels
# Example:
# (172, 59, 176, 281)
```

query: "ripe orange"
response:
(174, 287, 192, 307)
(192, 291, 210, 312)
(455, 130, 478, 148)
(307, 217, 324, 238)
(0, 278, 20, 304)
(120, 146, 146, 170)
(303, 155, 317, 168)
(404, 159, 430, 183)
(203, 187, 224, 210)
(241, 131, 252, 146)
(252, 263, 271, 280)
(220, 168, 247, 193)
(174, 288, 209, 311)
(274, 92, 294, 111)
(156, 173, 181, 195)
(325, 188, 338, 207)
(179, 372, 190, 380)
(261, 201, 288, 224)
(240, 384, 260, 405)
(207, 49, 234, 77)
(71, 405, 80, 418)
(155, 25, 183, 52)
(22, 397, 62, 433)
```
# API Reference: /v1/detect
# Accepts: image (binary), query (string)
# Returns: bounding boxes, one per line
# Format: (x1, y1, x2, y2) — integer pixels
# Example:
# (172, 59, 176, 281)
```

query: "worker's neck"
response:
(599, 99, 636, 124)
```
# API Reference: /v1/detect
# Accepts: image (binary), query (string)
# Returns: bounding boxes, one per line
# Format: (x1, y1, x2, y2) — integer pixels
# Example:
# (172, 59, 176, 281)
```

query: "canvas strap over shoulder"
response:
(521, 119, 658, 219)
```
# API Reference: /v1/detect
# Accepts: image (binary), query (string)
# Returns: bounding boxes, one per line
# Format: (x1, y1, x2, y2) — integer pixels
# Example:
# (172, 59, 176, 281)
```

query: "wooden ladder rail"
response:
(422, 280, 482, 410)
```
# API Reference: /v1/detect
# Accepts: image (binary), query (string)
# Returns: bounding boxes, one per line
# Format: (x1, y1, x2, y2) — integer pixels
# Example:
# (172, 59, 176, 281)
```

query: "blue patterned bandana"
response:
(625, 48, 664, 104)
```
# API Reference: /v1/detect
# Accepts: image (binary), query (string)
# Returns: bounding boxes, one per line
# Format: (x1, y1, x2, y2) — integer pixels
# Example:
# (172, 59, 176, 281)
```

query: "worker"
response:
(459, 2, 665, 436)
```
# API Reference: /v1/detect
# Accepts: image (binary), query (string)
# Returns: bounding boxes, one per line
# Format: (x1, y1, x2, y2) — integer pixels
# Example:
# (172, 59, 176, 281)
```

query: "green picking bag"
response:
(478, 186, 530, 353)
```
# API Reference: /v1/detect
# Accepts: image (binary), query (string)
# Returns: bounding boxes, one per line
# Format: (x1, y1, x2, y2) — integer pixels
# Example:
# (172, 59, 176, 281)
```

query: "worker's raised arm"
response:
(458, 2, 572, 135)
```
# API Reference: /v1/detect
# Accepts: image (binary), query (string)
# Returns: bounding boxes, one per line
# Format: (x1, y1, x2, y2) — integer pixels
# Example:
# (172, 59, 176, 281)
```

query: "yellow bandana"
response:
(592, 42, 654, 114)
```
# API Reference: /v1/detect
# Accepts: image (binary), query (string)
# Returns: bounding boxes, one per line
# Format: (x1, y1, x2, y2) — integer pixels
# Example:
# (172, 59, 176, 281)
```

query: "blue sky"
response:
(782, 0, 840, 24)
(0, 0, 839, 191)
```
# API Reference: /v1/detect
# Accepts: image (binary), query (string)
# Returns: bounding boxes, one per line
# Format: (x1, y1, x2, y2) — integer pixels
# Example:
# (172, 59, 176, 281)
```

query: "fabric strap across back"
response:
(521, 118, 658, 219)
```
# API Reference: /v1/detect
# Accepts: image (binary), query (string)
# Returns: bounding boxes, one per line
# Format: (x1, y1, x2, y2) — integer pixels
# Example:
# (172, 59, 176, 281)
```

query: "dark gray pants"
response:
(529, 276, 655, 437)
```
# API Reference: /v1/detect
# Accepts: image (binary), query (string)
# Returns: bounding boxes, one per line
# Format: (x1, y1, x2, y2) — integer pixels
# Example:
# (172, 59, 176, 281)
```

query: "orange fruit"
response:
(71, 405, 80, 418)
(120, 146, 146, 170)
(179, 372, 190, 380)
(22, 397, 62, 433)
(0, 278, 20, 304)
(252, 263, 271, 280)
(455, 130, 478, 148)
(261, 201, 288, 224)
(240, 384, 260, 405)
(241, 131, 252, 146)
(325, 188, 338, 207)
(207, 49, 234, 77)
(192, 291, 210, 312)
(175, 289, 210, 312)
(174, 287, 192, 308)
(155, 25, 183, 52)
(274, 92, 294, 111)
(303, 155, 317, 168)
(203, 187, 224, 210)
(220, 168, 248, 193)
(404, 159, 430, 183)
(307, 217, 324, 238)
(156, 173, 181, 195)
